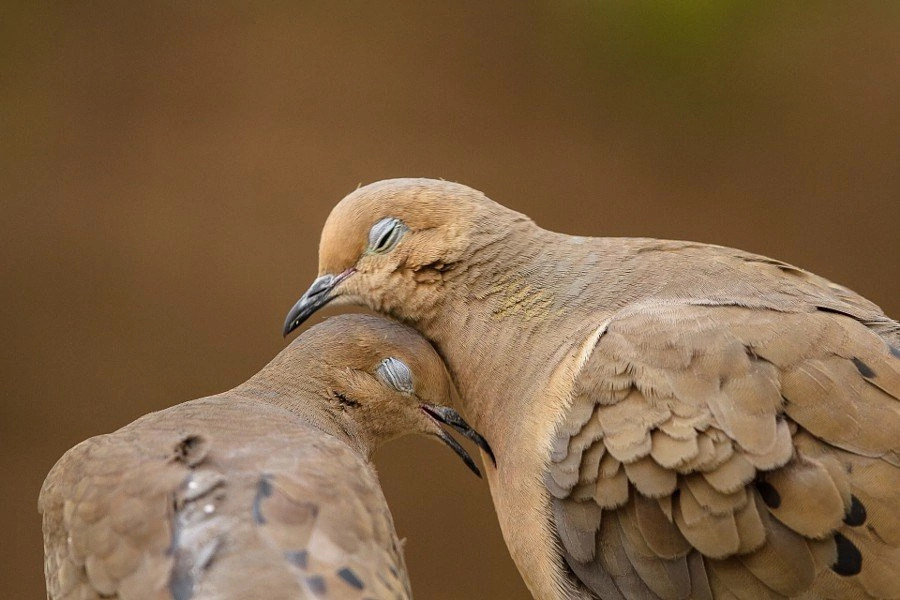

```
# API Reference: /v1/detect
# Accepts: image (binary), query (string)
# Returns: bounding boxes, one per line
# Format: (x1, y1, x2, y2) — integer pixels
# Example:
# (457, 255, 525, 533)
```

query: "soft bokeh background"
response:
(4, 2, 899, 598)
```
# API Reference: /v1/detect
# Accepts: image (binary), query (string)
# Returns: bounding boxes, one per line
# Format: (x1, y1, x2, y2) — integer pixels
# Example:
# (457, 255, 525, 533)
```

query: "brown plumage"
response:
(283, 178, 900, 600)
(40, 313, 490, 600)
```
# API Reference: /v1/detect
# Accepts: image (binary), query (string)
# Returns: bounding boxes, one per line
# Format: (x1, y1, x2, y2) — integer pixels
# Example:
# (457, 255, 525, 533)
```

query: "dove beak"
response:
(283, 269, 356, 336)
(421, 404, 496, 478)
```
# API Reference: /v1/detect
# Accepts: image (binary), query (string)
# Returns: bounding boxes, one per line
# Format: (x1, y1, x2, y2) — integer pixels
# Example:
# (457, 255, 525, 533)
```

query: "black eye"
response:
(368, 217, 407, 253)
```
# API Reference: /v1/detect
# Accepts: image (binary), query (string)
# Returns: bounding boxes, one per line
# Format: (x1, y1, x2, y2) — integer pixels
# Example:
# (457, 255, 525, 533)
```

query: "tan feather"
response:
(605, 429, 653, 464)
(561, 393, 601, 437)
(738, 500, 816, 597)
(659, 416, 703, 440)
(763, 454, 845, 538)
(683, 475, 749, 517)
(732, 491, 767, 555)
(102, 541, 142, 582)
(569, 404, 605, 453)
(552, 497, 602, 563)
(708, 557, 786, 600)
(651, 430, 701, 470)
(701, 451, 757, 494)
(852, 462, 900, 546)
(599, 450, 622, 479)
(623, 453, 678, 498)
(546, 469, 575, 500)
(674, 483, 740, 558)
(572, 480, 599, 502)
(566, 558, 627, 600)
(578, 440, 607, 485)
(782, 359, 871, 455)
(813, 452, 852, 510)
(853, 381, 900, 462)
(750, 313, 828, 368)
(549, 452, 583, 495)
(842, 527, 900, 599)
(810, 570, 880, 600)
(594, 465, 630, 509)
(616, 502, 692, 599)
(716, 363, 784, 455)
(596, 514, 659, 599)
(687, 551, 715, 600)
(633, 492, 691, 559)
(679, 431, 720, 473)
(743, 418, 794, 470)
(597, 390, 667, 463)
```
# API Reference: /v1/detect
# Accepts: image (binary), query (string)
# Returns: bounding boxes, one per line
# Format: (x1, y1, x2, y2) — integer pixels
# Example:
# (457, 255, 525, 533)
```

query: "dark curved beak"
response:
(421, 404, 496, 478)
(282, 269, 355, 337)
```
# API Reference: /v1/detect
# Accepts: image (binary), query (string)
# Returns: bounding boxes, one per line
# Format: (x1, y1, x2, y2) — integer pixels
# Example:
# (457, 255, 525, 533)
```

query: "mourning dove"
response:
(283, 178, 900, 600)
(40, 313, 492, 600)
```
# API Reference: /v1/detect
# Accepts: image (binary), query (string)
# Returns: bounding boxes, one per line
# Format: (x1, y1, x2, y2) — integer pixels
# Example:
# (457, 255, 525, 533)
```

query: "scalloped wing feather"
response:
(547, 303, 900, 599)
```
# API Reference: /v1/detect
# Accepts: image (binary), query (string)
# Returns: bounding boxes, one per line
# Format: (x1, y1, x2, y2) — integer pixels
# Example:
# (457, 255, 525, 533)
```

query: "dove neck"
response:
(411, 226, 620, 445)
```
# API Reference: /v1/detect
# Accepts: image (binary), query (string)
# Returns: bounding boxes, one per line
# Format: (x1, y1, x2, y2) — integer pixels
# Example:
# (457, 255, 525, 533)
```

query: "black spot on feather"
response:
(890, 344, 900, 359)
(285, 549, 308, 568)
(172, 434, 209, 467)
(832, 533, 862, 576)
(337, 567, 365, 589)
(306, 575, 327, 596)
(252, 475, 273, 524)
(843, 495, 866, 527)
(334, 390, 360, 408)
(851, 357, 876, 378)
(756, 480, 781, 508)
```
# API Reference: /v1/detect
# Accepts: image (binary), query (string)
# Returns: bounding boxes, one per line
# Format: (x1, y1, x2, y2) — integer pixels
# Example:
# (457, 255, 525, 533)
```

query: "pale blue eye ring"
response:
(368, 217, 407, 253)
(376, 357, 414, 393)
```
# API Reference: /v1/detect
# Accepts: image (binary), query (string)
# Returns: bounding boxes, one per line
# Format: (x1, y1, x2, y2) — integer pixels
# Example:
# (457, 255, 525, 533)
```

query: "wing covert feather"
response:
(548, 303, 900, 599)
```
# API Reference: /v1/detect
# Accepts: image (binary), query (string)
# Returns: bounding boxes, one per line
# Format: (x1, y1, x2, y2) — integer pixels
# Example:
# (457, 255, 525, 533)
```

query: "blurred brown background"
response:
(3, 2, 899, 599)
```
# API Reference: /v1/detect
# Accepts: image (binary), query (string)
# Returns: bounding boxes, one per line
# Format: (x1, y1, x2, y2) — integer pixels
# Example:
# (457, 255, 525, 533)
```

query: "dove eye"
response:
(376, 357, 414, 393)
(368, 217, 407, 254)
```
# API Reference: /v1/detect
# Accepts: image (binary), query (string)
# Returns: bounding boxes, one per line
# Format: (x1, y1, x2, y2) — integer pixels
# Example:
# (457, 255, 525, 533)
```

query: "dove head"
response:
(259, 314, 493, 476)
(283, 178, 529, 334)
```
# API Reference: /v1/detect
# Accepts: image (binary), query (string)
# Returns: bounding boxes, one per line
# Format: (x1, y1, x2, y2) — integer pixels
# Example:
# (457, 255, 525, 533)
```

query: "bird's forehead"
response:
(317, 185, 399, 268)
(318, 179, 465, 271)
(326, 182, 437, 230)
(304, 314, 443, 373)
(318, 201, 371, 272)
